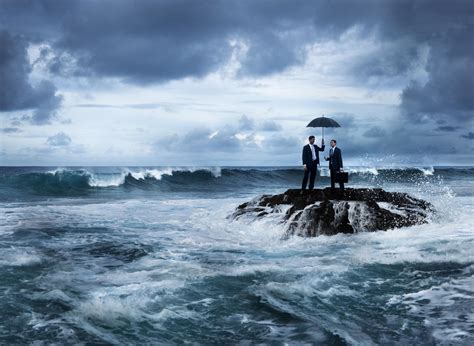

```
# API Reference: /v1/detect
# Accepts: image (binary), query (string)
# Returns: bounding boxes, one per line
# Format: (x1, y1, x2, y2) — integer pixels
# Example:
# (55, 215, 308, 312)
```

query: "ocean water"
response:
(0, 166, 473, 345)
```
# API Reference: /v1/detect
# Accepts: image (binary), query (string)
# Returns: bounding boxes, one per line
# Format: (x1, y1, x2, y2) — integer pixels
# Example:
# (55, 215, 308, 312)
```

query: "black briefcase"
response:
(335, 171, 348, 183)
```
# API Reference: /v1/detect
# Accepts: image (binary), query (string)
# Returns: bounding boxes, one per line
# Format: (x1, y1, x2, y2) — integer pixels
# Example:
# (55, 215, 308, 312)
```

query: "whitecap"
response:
(0, 247, 43, 266)
(86, 166, 222, 187)
(348, 167, 379, 175)
(87, 171, 129, 187)
(417, 166, 435, 176)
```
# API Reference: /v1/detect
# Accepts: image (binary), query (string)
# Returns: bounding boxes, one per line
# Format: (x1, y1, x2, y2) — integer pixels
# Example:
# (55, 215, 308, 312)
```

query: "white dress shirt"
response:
(310, 144, 316, 160)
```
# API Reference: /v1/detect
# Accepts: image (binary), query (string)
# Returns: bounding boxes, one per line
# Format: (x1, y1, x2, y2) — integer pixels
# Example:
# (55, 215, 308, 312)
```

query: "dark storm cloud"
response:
(1, 0, 472, 87)
(0, 30, 62, 124)
(24, 0, 239, 83)
(1, 0, 473, 159)
(397, 2, 474, 125)
(461, 132, 474, 140)
(237, 31, 307, 77)
(435, 126, 461, 132)
(348, 39, 422, 82)
(400, 51, 474, 125)
(0, 1, 443, 81)
(42, 0, 325, 83)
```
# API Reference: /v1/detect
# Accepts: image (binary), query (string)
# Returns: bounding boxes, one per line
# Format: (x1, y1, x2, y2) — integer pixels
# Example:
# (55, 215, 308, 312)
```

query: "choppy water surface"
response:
(0, 166, 473, 344)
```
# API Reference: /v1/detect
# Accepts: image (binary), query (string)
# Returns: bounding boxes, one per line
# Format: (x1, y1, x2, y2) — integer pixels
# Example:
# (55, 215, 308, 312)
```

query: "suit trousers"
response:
(302, 162, 318, 190)
(330, 168, 345, 191)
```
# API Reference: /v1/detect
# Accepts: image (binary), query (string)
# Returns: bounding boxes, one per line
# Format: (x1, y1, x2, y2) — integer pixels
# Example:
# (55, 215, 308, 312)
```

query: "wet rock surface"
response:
(231, 188, 433, 237)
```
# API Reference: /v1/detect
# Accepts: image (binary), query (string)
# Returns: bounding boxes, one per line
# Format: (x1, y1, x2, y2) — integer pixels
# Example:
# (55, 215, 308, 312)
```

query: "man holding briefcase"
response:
(325, 139, 346, 192)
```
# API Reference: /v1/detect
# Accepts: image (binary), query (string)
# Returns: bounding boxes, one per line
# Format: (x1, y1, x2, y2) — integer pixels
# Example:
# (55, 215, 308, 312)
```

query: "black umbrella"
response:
(306, 115, 341, 140)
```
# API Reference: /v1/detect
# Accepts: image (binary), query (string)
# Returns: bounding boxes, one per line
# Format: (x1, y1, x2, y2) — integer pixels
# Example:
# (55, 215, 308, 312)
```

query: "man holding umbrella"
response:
(301, 135, 325, 192)
(303, 114, 342, 192)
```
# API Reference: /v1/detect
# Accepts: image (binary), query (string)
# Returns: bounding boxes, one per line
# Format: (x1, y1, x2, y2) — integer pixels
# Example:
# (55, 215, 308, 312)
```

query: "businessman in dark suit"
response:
(324, 139, 344, 191)
(301, 135, 325, 192)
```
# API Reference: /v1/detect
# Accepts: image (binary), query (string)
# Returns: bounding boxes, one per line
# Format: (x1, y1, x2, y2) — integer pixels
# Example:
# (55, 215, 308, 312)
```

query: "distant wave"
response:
(0, 166, 472, 196)
(46, 167, 221, 187)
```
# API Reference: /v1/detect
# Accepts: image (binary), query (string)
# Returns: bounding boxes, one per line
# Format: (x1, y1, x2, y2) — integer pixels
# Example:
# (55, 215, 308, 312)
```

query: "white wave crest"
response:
(416, 166, 435, 176)
(320, 167, 380, 177)
(348, 167, 379, 175)
(45, 167, 68, 175)
(88, 172, 130, 187)
(87, 167, 222, 187)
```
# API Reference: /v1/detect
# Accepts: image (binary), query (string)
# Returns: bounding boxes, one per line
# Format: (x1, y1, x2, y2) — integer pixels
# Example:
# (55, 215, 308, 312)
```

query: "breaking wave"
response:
(0, 166, 472, 196)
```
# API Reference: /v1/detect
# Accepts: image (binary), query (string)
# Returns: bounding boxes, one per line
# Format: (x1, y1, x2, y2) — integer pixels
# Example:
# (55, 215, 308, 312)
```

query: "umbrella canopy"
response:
(306, 116, 341, 128)
(306, 115, 341, 140)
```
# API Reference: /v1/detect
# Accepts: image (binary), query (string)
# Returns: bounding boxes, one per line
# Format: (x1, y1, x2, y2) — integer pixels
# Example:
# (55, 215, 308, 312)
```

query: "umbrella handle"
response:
(322, 113, 325, 143)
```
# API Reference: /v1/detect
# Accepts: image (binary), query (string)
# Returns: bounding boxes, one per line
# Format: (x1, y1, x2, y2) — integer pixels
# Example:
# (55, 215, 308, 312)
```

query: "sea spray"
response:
(0, 166, 472, 344)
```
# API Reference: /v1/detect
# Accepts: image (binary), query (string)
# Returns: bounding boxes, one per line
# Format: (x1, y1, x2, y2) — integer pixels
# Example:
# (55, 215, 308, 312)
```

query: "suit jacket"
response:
(326, 147, 343, 171)
(302, 143, 325, 165)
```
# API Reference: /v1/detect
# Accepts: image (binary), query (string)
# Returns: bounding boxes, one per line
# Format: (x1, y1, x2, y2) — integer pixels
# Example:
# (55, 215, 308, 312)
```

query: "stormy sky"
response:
(0, 0, 473, 166)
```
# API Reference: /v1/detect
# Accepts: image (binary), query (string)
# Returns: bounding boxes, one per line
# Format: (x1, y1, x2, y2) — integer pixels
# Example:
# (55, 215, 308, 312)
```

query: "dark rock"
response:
(230, 188, 434, 237)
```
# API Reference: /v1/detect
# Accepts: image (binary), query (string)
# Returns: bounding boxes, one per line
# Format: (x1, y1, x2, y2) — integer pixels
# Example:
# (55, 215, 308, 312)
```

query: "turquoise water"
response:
(0, 166, 473, 344)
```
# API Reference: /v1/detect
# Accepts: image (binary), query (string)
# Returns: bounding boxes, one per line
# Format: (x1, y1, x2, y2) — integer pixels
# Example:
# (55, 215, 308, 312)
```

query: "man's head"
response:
(308, 135, 315, 144)
(330, 139, 337, 148)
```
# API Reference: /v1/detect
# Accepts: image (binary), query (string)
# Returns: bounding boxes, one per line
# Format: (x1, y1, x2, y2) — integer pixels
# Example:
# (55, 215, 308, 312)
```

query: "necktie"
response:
(330, 148, 334, 156)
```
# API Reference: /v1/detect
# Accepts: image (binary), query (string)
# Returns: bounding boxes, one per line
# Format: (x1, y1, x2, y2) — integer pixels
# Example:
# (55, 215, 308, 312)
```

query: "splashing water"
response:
(0, 166, 473, 344)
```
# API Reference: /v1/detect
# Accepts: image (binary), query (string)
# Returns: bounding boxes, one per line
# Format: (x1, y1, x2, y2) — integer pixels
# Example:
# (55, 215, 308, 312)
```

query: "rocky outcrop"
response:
(230, 188, 433, 237)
